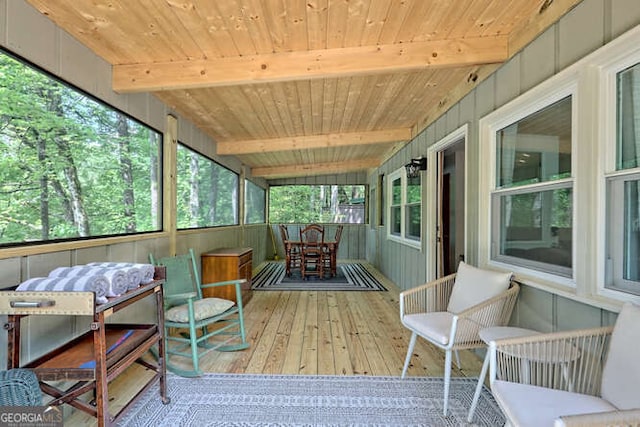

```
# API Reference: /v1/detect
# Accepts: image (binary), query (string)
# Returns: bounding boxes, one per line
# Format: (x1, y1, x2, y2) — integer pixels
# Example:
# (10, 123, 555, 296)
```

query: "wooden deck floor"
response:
(69, 262, 485, 425)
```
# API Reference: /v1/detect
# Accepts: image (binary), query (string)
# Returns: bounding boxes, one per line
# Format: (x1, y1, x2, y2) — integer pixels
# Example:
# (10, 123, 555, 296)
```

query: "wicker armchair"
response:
(400, 261, 520, 416)
(489, 302, 640, 427)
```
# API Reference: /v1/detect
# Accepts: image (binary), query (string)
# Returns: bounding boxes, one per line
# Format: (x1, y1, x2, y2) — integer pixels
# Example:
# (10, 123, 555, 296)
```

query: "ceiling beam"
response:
(251, 158, 381, 179)
(113, 36, 509, 93)
(217, 128, 412, 155)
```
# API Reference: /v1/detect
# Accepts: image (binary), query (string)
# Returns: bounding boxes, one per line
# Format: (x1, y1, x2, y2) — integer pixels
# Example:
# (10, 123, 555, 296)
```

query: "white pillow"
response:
(447, 261, 513, 314)
(600, 302, 640, 410)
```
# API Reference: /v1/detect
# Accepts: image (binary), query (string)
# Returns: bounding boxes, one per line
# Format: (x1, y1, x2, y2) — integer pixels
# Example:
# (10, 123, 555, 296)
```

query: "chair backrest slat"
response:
(150, 249, 202, 299)
(300, 224, 324, 246)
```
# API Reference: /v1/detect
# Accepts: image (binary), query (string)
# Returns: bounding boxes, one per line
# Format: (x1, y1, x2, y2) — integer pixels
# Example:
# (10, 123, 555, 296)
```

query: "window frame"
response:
(176, 143, 239, 229)
(0, 47, 163, 248)
(268, 184, 367, 224)
(599, 35, 640, 300)
(244, 179, 266, 225)
(479, 60, 579, 290)
(386, 167, 422, 249)
(479, 24, 640, 308)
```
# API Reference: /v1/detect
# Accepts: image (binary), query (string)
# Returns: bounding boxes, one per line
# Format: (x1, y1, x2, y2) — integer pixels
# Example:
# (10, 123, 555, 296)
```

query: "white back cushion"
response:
(447, 261, 513, 314)
(600, 302, 640, 409)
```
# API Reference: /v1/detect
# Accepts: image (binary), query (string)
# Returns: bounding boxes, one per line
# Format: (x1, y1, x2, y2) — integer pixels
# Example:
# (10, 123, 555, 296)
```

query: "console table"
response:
(0, 267, 168, 427)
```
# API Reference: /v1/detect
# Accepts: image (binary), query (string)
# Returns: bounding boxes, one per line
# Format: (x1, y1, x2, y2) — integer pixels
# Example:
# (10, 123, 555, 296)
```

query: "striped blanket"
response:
(49, 266, 129, 296)
(16, 276, 110, 304)
(88, 262, 155, 285)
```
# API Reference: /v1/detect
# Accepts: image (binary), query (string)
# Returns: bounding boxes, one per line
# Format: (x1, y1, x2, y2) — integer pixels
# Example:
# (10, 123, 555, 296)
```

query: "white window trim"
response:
(387, 167, 422, 249)
(478, 24, 640, 310)
(596, 26, 640, 304)
(479, 74, 578, 289)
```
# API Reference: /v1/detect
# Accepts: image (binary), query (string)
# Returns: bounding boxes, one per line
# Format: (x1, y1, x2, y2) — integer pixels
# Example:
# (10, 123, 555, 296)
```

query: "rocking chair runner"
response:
(149, 248, 249, 377)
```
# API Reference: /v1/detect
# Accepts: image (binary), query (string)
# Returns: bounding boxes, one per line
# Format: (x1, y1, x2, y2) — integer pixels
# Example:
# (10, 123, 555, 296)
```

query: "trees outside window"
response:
(269, 185, 366, 224)
(176, 144, 238, 229)
(245, 180, 266, 224)
(0, 49, 161, 246)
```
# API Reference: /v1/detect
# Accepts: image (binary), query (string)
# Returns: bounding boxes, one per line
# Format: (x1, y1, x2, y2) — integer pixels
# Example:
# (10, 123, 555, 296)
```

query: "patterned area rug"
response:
(251, 261, 387, 291)
(118, 373, 505, 426)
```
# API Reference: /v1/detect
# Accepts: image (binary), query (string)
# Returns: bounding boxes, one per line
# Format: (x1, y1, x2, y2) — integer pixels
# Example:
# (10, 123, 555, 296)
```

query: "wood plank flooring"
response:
(67, 261, 485, 425)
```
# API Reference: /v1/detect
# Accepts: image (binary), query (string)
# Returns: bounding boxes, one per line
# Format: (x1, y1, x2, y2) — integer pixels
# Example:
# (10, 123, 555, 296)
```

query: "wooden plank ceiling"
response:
(26, 0, 582, 179)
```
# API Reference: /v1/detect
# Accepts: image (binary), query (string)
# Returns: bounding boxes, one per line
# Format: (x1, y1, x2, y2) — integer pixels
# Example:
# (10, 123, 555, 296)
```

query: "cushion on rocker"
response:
(166, 297, 235, 323)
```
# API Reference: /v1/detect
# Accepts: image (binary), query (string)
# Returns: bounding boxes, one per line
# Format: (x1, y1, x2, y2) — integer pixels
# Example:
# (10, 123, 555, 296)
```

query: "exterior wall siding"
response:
(368, 0, 640, 330)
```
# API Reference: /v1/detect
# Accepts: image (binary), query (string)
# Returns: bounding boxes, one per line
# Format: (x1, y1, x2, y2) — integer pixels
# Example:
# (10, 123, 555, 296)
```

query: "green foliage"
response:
(176, 144, 238, 228)
(269, 185, 366, 224)
(0, 50, 161, 245)
(245, 180, 266, 224)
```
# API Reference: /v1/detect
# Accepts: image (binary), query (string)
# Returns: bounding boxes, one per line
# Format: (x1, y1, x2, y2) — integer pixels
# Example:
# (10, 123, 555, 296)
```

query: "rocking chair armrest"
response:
(555, 409, 640, 427)
(400, 273, 457, 317)
(201, 278, 246, 289)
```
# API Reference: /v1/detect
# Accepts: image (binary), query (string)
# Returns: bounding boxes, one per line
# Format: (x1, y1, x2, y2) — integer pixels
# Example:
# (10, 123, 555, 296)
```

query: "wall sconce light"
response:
(405, 157, 427, 178)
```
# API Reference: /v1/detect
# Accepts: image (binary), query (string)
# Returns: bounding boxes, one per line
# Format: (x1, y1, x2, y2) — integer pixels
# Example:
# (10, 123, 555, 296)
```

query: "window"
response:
(176, 144, 238, 228)
(491, 97, 574, 277)
(606, 61, 640, 296)
(244, 180, 266, 224)
(269, 185, 366, 223)
(387, 168, 422, 247)
(480, 24, 640, 306)
(0, 49, 162, 246)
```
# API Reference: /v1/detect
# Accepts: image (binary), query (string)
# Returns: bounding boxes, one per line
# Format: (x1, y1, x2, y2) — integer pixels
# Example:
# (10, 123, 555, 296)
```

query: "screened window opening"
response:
(0, 49, 162, 246)
(491, 96, 573, 276)
(269, 185, 366, 224)
(244, 180, 266, 224)
(176, 144, 238, 229)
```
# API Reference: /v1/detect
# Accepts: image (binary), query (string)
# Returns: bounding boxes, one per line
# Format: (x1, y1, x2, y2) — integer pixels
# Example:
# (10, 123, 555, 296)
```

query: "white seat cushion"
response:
(600, 302, 640, 410)
(492, 380, 616, 427)
(166, 297, 235, 323)
(402, 312, 454, 346)
(447, 261, 513, 314)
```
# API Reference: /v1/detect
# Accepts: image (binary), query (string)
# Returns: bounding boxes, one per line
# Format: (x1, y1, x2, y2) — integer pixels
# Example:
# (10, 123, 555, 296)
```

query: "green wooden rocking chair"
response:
(149, 248, 249, 377)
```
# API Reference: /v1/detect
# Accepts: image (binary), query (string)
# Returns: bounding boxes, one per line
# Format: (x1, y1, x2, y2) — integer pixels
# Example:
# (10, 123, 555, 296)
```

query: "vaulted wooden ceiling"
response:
(25, 0, 582, 179)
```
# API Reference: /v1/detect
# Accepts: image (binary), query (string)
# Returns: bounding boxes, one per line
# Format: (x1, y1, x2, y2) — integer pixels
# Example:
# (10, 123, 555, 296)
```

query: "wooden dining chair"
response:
(323, 225, 343, 277)
(279, 224, 300, 276)
(299, 224, 325, 280)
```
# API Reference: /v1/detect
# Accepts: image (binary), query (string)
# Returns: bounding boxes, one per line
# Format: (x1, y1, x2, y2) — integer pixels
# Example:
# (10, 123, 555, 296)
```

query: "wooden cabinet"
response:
(0, 268, 168, 427)
(201, 247, 252, 305)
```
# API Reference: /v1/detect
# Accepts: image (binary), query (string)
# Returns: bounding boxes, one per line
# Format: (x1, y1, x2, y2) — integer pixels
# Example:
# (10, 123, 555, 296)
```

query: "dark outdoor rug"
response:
(251, 261, 387, 291)
(118, 373, 505, 426)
